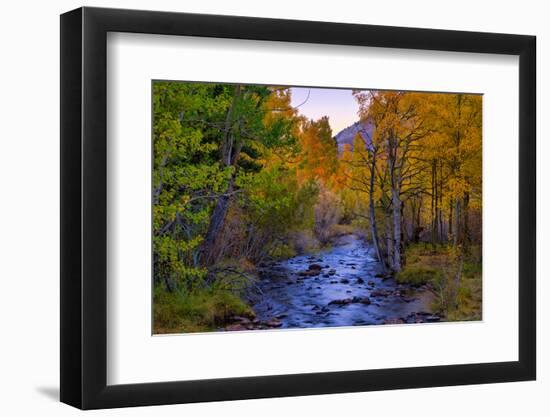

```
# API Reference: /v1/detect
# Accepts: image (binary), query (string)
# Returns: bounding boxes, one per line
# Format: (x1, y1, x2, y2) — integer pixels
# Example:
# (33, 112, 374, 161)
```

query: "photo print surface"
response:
(152, 81, 482, 334)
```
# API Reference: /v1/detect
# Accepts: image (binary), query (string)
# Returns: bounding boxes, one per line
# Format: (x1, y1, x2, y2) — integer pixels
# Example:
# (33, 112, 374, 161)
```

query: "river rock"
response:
(265, 318, 283, 327)
(405, 312, 430, 323)
(308, 263, 322, 271)
(225, 323, 247, 331)
(356, 277, 365, 284)
(231, 316, 252, 325)
(328, 298, 353, 305)
(368, 280, 375, 286)
(371, 289, 391, 297)
(328, 296, 370, 306)
(299, 269, 321, 277)
(350, 296, 370, 304)
(340, 278, 350, 284)
(328, 269, 336, 275)
(383, 318, 405, 325)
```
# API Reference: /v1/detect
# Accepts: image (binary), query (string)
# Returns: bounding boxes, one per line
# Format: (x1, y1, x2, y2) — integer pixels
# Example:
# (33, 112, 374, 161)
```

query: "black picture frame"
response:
(60, 6, 536, 410)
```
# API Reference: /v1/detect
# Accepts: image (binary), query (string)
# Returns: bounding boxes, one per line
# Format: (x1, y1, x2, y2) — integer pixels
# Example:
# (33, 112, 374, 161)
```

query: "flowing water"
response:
(248, 234, 437, 329)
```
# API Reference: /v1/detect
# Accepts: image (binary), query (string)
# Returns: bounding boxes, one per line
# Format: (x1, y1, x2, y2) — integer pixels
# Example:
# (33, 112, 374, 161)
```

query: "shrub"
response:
(290, 230, 320, 255)
(396, 265, 442, 287)
(270, 243, 297, 259)
(462, 260, 482, 279)
(314, 186, 342, 245)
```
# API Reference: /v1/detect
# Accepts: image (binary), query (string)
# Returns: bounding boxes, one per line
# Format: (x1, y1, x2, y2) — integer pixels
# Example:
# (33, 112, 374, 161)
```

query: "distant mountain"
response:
(334, 121, 374, 154)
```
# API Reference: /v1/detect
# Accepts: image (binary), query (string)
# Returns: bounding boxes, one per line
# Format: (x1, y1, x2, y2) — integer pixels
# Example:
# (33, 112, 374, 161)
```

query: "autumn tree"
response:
(432, 94, 482, 248)
(296, 116, 338, 184)
(354, 91, 431, 272)
(340, 132, 386, 271)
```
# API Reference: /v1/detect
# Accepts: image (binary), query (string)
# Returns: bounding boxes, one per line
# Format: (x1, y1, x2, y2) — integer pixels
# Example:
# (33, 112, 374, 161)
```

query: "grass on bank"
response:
(396, 243, 482, 321)
(153, 286, 255, 334)
(153, 260, 258, 335)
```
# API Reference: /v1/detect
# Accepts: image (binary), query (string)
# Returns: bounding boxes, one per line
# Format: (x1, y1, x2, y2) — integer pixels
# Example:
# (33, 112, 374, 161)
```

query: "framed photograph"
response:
(60, 6, 536, 409)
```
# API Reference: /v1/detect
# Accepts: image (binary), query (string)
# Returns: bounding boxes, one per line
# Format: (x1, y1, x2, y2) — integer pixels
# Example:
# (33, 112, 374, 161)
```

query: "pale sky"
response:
(290, 87, 361, 136)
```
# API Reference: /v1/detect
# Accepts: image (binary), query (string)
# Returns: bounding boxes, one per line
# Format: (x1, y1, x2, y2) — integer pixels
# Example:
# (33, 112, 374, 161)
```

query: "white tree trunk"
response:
(392, 185, 402, 272)
(368, 151, 385, 273)
(453, 197, 461, 247)
(385, 212, 393, 270)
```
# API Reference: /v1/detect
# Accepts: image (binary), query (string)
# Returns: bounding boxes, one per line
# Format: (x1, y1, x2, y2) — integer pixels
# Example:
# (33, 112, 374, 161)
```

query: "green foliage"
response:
(450, 257, 482, 321)
(153, 82, 235, 288)
(153, 82, 302, 290)
(239, 165, 318, 235)
(396, 266, 442, 287)
(462, 257, 482, 279)
(269, 243, 297, 259)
